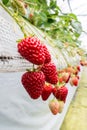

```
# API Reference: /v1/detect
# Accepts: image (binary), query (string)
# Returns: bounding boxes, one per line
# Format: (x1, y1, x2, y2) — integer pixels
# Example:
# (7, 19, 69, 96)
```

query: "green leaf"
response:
(50, 0, 57, 9)
(68, 13, 77, 20)
(2, 0, 9, 5)
(48, 18, 55, 23)
(39, 12, 47, 22)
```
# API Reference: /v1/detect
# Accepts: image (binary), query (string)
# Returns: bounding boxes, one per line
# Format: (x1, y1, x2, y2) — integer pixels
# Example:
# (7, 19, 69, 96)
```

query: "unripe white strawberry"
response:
(59, 101, 64, 113)
(49, 99, 59, 115)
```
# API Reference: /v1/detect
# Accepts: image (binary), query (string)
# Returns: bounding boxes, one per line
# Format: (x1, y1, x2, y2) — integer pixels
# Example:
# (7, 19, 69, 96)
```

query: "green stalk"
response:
(0, 2, 32, 37)
(0, 2, 13, 16)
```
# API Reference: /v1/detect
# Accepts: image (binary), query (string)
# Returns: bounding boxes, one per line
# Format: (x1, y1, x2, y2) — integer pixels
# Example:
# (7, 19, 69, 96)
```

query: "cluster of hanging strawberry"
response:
(58, 65, 81, 87)
(17, 36, 80, 115)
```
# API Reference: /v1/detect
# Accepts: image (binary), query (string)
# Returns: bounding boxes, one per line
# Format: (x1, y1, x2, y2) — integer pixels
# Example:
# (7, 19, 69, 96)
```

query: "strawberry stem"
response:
(32, 64, 35, 71)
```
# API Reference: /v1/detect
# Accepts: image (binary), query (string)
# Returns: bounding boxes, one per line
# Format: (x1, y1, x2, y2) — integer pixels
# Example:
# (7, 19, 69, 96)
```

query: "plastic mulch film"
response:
(0, 15, 33, 72)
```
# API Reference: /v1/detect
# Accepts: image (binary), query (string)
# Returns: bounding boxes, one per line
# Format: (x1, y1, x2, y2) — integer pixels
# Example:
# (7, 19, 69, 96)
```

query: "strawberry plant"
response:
(0, 0, 85, 115)
(1, 0, 83, 48)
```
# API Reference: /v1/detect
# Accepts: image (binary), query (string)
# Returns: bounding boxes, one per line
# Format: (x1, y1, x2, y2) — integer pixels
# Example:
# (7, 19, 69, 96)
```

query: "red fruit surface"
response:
(77, 65, 80, 71)
(41, 62, 58, 84)
(41, 84, 53, 101)
(22, 71, 45, 99)
(18, 36, 45, 65)
(59, 77, 63, 83)
(42, 45, 51, 63)
(53, 86, 68, 102)
(49, 99, 59, 115)
(70, 76, 78, 86)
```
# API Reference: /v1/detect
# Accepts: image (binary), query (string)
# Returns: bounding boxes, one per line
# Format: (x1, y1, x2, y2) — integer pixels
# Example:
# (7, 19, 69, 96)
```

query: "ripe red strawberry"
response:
(42, 45, 51, 63)
(41, 84, 53, 101)
(49, 99, 59, 115)
(77, 65, 80, 71)
(41, 62, 58, 84)
(62, 72, 70, 83)
(70, 76, 79, 86)
(53, 86, 68, 102)
(21, 71, 45, 99)
(80, 60, 84, 66)
(17, 36, 45, 65)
